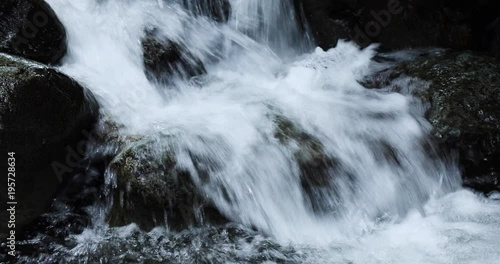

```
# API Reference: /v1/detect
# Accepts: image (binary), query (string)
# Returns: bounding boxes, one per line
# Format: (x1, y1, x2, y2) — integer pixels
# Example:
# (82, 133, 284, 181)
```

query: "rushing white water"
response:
(31, 0, 500, 263)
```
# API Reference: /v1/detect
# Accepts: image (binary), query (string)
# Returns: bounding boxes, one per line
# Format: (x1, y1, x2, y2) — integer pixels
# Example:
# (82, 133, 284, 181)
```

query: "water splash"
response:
(22, 0, 500, 262)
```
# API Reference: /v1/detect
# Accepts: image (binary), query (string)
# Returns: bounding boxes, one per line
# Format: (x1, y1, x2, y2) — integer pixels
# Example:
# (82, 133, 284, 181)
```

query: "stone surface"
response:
(142, 29, 206, 83)
(108, 136, 227, 231)
(0, 0, 67, 64)
(366, 51, 500, 193)
(272, 114, 340, 212)
(0, 54, 99, 239)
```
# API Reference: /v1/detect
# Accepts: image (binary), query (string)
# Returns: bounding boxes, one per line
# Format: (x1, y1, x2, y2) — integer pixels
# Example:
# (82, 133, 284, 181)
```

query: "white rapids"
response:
(33, 0, 500, 263)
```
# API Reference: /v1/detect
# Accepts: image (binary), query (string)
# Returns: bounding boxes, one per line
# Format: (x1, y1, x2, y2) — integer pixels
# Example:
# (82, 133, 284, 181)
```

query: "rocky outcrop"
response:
(142, 29, 206, 83)
(296, 0, 499, 55)
(366, 51, 500, 193)
(108, 136, 227, 231)
(0, 54, 99, 239)
(0, 0, 67, 64)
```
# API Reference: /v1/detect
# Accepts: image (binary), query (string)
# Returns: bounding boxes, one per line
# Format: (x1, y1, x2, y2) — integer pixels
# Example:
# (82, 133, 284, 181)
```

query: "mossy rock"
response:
(273, 114, 335, 183)
(108, 136, 227, 231)
(378, 51, 500, 192)
(0, 53, 99, 239)
(272, 114, 340, 212)
(142, 28, 206, 83)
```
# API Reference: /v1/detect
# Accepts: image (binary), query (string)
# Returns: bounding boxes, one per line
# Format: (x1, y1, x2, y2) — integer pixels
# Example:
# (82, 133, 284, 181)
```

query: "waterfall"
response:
(21, 0, 500, 263)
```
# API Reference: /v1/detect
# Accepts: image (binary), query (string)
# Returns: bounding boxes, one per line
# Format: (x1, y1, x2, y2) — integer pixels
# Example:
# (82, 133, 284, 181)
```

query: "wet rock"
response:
(18, 120, 123, 252)
(463, 173, 500, 194)
(293, 0, 356, 50)
(142, 29, 206, 83)
(181, 0, 231, 23)
(371, 51, 500, 192)
(0, 0, 67, 64)
(16, 223, 301, 263)
(297, 0, 498, 54)
(108, 136, 227, 231)
(272, 114, 339, 212)
(0, 54, 99, 239)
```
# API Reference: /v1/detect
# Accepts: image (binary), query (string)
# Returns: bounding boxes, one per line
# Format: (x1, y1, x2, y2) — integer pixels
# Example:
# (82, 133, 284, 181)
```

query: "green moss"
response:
(271, 114, 338, 191)
(394, 52, 500, 142)
(385, 51, 500, 183)
(108, 135, 227, 230)
(272, 114, 325, 162)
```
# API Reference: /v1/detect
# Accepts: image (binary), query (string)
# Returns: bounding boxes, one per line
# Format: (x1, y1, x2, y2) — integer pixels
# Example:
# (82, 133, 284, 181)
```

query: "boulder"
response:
(108, 136, 227, 231)
(18, 119, 122, 248)
(0, 0, 67, 64)
(0, 54, 99, 239)
(367, 51, 500, 193)
(142, 29, 206, 83)
(272, 114, 340, 213)
(296, 0, 498, 54)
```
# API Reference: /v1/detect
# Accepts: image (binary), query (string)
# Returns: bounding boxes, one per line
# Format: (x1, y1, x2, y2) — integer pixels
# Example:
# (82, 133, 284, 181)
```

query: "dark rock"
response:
(0, 54, 99, 239)
(297, 0, 498, 54)
(0, 0, 67, 64)
(142, 29, 206, 83)
(463, 172, 500, 194)
(371, 51, 500, 192)
(108, 136, 227, 231)
(17, 120, 123, 256)
(181, 0, 231, 23)
(16, 223, 302, 263)
(272, 114, 340, 213)
(294, 0, 356, 50)
(484, 17, 500, 57)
